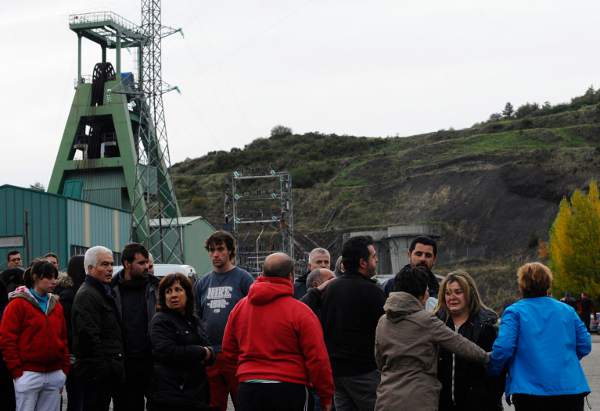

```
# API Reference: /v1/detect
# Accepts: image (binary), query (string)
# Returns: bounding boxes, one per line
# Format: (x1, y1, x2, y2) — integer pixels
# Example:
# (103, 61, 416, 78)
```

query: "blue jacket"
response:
(488, 296, 591, 396)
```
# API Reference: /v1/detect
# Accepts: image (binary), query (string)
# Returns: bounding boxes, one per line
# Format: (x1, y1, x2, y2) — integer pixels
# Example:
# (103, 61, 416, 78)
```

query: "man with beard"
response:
(111, 243, 158, 410)
(383, 236, 439, 298)
(320, 236, 386, 411)
(194, 230, 254, 411)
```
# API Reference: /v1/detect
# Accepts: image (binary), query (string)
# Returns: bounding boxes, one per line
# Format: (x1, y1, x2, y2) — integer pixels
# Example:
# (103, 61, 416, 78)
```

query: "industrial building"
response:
(0, 10, 218, 273)
(0, 185, 214, 273)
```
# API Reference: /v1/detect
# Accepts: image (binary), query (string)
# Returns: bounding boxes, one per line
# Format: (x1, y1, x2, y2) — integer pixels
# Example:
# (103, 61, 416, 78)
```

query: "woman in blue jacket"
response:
(488, 262, 591, 411)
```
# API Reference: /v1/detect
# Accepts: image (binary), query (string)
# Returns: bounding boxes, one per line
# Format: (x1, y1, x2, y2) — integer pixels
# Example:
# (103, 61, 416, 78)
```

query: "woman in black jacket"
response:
(435, 271, 504, 411)
(150, 273, 214, 411)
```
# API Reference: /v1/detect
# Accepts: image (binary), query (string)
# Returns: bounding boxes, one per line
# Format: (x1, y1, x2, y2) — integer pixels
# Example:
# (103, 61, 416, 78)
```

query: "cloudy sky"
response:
(2, 0, 600, 187)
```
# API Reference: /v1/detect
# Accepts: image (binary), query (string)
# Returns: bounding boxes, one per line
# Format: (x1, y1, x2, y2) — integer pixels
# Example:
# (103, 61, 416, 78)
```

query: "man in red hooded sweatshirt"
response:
(221, 252, 334, 411)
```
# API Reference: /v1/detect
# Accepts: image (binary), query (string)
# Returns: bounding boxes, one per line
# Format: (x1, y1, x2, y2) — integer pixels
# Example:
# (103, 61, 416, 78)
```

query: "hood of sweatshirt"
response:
(9, 285, 59, 314)
(384, 291, 424, 324)
(248, 276, 293, 306)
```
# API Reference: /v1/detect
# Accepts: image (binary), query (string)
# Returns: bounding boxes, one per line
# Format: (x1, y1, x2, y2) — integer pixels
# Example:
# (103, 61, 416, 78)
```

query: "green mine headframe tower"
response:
(48, 5, 184, 263)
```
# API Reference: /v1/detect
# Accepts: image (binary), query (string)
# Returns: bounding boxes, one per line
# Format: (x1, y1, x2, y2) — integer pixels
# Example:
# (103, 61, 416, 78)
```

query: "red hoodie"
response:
(222, 276, 334, 409)
(0, 286, 70, 378)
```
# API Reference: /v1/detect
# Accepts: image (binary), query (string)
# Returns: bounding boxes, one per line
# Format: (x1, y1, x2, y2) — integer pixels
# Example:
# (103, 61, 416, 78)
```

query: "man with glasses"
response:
(6, 251, 22, 270)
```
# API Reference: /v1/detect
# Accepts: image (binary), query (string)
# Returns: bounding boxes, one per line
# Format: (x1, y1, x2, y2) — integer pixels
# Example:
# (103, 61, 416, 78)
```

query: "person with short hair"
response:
(294, 248, 331, 299)
(320, 236, 385, 411)
(300, 268, 336, 316)
(6, 250, 23, 270)
(72, 246, 124, 411)
(150, 273, 214, 411)
(2, 250, 25, 293)
(383, 236, 440, 297)
(488, 262, 591, 411)
(194, 230, 254, 411)
(0, 260, 69, 411)
(222, 252, 334, 411)
(111, 242, 158, 410)
(375, 266, 488, 411)
(43, 253, 59, 270)
(435, 271, 503, 411)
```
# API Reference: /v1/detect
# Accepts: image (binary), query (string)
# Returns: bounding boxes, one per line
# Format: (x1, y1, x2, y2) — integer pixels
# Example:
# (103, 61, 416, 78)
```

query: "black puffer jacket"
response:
(437, 308, 504, 411)
(71, 276, 125, 382)
(150, 310, 212, 410)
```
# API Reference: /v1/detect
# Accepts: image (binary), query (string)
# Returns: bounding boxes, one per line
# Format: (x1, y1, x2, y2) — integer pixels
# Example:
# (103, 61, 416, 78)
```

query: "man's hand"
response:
(317, 278, 335, 292)
(322, 404, 332, 411)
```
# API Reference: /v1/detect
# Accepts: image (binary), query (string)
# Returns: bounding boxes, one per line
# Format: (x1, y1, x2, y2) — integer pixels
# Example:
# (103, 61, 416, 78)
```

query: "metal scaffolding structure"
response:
(226, 169, 294, 276)
(131, 0, 184, 262)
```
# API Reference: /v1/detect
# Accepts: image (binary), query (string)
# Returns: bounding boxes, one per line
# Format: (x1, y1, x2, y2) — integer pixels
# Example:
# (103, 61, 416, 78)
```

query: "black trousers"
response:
(237, 382, 309, 411)
(513, 393, 586, 411)
(113, 358, 152, 411)
(81, 378, 121, 411)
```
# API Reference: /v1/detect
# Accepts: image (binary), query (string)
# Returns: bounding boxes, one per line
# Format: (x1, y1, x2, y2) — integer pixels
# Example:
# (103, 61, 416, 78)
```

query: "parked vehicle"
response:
(590, 312, 600, 333)
(112, 264, 197, 280)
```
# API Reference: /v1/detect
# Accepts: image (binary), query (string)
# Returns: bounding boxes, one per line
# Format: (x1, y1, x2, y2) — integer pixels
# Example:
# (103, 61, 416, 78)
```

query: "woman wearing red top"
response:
(0, 260, 70, 411)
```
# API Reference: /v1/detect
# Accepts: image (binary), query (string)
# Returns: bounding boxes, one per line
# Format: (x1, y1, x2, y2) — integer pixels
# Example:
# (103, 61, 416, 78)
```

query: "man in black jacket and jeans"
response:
(72, 245, 124, 411)
(111, 243, 158, 411)
(321, 236, 386, 411)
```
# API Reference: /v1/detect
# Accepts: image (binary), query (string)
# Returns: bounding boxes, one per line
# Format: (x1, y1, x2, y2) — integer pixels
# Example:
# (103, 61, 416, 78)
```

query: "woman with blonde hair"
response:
(488, 262, 591, 411)
(435, 271, 503, 411)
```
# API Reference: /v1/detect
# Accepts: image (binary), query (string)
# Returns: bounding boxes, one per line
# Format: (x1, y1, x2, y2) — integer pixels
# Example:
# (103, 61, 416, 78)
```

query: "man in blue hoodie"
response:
(194, 230, 254, 411)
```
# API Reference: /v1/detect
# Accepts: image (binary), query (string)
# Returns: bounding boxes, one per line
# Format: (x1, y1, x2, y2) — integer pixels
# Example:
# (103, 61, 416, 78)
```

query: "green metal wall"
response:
(0, 186, 68, 270)
(183, 218, 215, 275)
(0, 185, 130, 271)
(66, 199, 130, 253)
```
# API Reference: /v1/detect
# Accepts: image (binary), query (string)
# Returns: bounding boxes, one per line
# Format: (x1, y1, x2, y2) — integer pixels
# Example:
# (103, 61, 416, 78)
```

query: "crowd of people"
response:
(0, 232, 593, 411)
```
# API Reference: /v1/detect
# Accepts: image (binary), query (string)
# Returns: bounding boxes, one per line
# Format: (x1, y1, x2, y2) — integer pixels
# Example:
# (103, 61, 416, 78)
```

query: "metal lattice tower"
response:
(132, 0, 183, 262)
(226, 169, 294, 276)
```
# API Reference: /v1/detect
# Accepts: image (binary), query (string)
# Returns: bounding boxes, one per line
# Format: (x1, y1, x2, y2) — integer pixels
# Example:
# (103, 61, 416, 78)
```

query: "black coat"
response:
(71, 276, 125, 382)
(321, 270, 385, 377)
(150, 310, 212, 410)
(437, 308, 504, 411)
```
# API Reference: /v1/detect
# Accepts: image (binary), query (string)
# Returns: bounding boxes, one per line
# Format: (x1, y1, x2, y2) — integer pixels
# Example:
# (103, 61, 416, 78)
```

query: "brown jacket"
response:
(374, 292, 488, 411)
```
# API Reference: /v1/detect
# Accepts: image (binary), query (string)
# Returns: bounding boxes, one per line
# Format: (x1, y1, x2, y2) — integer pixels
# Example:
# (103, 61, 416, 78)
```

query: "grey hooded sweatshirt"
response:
(375, 292, 489, 411)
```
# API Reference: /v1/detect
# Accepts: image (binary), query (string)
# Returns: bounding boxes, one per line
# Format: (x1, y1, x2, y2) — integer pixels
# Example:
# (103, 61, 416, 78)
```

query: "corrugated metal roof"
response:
(149, 216, 205, 227)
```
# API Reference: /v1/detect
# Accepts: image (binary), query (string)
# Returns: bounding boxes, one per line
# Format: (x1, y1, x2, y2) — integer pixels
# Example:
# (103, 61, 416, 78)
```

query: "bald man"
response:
(301, 268, 335, 316)
(222, 253, 334, 411)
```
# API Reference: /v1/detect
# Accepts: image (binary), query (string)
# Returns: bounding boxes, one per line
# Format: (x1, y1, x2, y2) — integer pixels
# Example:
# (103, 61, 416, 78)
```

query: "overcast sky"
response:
(2, 0, 600, 187)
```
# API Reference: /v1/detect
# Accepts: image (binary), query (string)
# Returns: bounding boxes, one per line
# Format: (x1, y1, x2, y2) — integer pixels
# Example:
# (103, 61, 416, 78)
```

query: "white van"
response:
(112, 264, 197, 281)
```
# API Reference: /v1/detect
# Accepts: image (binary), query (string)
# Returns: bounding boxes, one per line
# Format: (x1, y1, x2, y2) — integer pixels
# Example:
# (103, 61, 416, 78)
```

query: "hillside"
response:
(171, 99, 600, 308)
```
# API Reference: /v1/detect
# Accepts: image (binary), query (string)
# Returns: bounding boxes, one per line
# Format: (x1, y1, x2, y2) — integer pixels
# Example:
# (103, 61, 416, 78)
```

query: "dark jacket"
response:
(150, 310, 212, 410)
(321, 270, 386, 377)
(0, 268, 24, 293)
(54, 273, 76, 351)
(300, 286, 324, 316)
(111, 270, 159, 335)
(72, 276, 125, 382)
(293, 271, 309, 299)
(437, 308, 503, 411)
